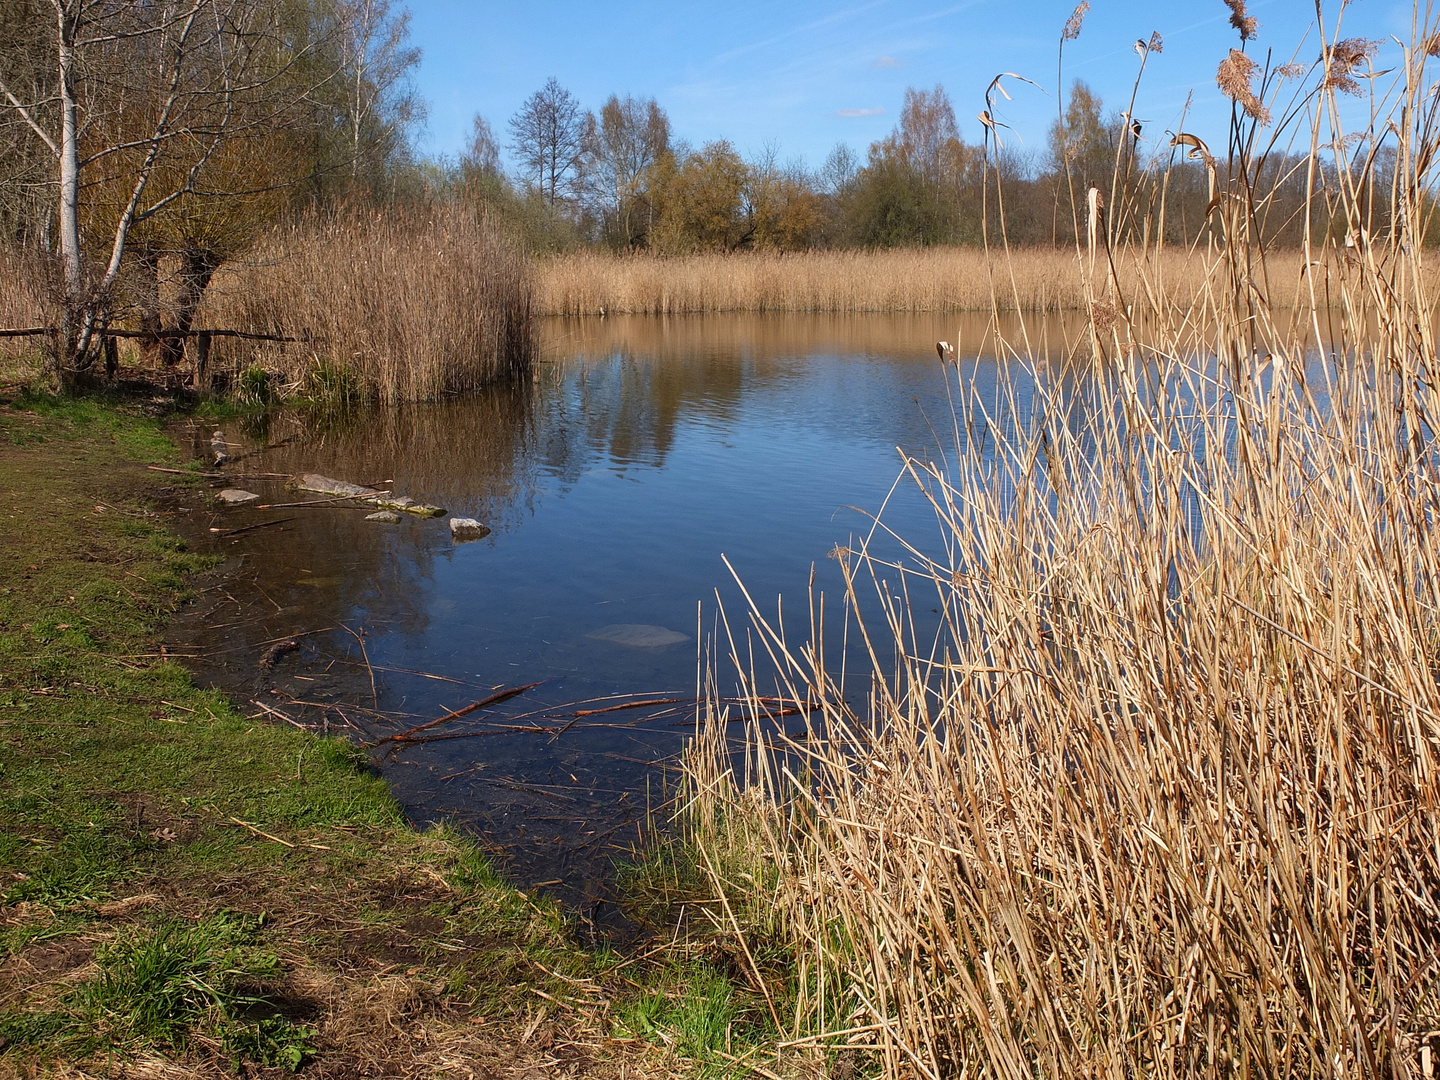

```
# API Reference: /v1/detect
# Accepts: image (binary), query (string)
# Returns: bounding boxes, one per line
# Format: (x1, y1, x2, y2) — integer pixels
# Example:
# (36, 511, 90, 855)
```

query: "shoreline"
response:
(0, 390, 693, 1077)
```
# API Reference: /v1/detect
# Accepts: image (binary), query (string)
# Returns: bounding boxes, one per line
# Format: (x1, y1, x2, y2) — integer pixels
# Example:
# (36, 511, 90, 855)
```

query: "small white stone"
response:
(217, 489, 259, 505)
(365, 510, 401, 524)
(449, 517, 490, 541)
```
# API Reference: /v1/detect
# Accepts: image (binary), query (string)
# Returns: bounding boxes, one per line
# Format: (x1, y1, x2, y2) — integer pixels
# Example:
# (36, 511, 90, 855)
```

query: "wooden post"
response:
(193, 331, 211, 390)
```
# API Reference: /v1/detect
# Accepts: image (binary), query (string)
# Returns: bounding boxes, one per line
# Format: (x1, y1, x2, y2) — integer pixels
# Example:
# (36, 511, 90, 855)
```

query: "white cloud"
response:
(873, 55, 904, 68)
(837, 106, 886, 117)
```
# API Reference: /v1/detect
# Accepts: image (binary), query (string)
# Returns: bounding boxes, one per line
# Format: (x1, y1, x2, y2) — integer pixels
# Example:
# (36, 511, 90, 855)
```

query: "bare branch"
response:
(75, 0, 209, 47)
(0, 77, 61, 155)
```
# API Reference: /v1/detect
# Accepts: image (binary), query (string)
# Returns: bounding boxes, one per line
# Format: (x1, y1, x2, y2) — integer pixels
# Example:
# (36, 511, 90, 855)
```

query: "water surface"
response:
(165, 312, 1085, 914)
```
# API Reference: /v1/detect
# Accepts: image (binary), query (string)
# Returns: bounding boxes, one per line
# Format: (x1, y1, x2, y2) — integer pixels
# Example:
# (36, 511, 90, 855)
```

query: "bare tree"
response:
(458, 113, 508, 203)
(464, 115, 503, 176)
(580, 94, 670, 249)
(820, 142, 859, 196)
(508, 77, 584, 209)
(335, 0, 421, 190)
(894, 85, 962, 185)
(0, 0, 352, 385)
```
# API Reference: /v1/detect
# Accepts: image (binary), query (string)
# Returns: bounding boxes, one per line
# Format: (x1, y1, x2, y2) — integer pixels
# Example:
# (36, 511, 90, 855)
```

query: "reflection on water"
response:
(165, 312, 1087, 916)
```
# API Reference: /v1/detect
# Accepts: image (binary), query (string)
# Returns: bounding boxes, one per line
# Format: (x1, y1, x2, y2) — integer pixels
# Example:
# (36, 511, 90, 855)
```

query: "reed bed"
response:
(0, 246, 55, 381)
(679, 17, 1440, 1080)
(536, 246, 1310, 316)
(200, 208, 533, 404)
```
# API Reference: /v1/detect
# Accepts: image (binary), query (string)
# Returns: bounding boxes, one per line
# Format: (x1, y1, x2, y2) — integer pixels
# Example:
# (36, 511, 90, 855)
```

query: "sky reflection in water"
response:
(167, 312, 1082, 912)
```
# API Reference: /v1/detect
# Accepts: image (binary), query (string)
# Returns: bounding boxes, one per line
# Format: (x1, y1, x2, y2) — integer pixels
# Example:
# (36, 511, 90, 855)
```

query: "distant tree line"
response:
(439, 75, 1356, 256)
(0, 1, 1403, 387)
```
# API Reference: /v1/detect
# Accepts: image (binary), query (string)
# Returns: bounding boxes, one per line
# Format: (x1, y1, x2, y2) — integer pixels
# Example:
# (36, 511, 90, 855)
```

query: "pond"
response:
(163, 312, 1082, 919)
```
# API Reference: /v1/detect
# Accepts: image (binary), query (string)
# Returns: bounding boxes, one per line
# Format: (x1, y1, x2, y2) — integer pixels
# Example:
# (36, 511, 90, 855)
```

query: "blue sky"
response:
(407, 0, 1411, 173)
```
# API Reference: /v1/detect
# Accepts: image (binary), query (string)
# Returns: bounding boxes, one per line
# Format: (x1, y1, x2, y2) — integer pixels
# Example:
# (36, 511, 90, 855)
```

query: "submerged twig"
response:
(364, 681, 544, 747)
(339, 624, 378, 709)
(209, 517, 295, 538)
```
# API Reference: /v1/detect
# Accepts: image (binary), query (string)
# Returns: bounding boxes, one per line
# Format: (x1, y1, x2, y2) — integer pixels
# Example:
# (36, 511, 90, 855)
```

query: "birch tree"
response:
(0, 0, 344, 386)
(580, 94, 670, 249)
(335, 0, 421, 192)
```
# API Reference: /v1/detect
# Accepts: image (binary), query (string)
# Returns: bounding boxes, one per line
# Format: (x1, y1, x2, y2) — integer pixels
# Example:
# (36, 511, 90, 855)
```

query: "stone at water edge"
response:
(449, 517, 491, 542)
(216, 489, 260, 505)
(372, 495, 446, 518)
(295, 473, 379, 498)
(210, 430, 230, 467)
(586, 624, 690, 649)
(365, 510, 402, 524)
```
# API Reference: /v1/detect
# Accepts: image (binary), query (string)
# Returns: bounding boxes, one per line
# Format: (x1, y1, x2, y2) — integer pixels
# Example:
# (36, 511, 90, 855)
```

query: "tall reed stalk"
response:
(0, 246, 56, 379)
(681, 8, 1440, 1077)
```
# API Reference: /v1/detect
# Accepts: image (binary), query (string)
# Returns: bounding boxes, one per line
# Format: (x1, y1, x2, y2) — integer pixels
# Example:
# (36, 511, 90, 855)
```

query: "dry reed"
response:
(200, 207, 533, 403)
(0, 246, 55, 382)
(536, 247, 1309, 316)
(680, 15, 1440, 1080)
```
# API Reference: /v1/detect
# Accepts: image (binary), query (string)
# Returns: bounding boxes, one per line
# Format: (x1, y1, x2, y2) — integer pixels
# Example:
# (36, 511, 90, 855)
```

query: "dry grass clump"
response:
(535, 247, 1307, 316)
(680, 12, 1440, 1079)
(201, 207, 533, 404)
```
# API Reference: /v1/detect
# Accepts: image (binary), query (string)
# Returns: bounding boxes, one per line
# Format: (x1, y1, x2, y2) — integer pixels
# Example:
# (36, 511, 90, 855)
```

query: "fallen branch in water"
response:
(364, 681, 544, 747)
(399, 695, 812, 747)
(224, 436, 298, 466)
(573, 697, 693, 717)
(209, 517, 295, 538)
(146, 466, 292, 481)
(549, 694, 795, 738)
(317, 655, 482, 686)
(257, 492, 393, 510)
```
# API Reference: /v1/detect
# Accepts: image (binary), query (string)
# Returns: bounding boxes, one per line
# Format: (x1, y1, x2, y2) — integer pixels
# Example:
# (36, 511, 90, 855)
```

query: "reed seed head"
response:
(1148, 31, 1164, 53)
(1061, 1, 1089, 41)
(1089, 298, 1118, 333)
(1223, 0, 1259, 41)
(1324, 38, 1380, 95)
(1217, 48, 1271, 123)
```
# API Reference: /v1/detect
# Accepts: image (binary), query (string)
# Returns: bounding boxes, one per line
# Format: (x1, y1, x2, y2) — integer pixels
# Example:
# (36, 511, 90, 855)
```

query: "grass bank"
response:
(0, 393, 706, 1078)
(535, 246, 1311, 315)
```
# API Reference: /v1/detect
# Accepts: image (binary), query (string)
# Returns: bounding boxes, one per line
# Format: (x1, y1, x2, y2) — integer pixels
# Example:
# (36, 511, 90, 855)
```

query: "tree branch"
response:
(0, 76, 61, 156)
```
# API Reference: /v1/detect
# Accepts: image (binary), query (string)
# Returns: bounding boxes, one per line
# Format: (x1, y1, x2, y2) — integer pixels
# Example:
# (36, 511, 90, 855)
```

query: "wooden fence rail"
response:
(0, 326, 312, 342)
(0, 325, 320, 387)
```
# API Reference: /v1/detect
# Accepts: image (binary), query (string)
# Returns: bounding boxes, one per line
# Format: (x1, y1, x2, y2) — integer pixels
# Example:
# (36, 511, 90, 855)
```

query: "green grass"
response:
(611, 836, 791, 1073)
(0, 391, 636, 1074)
(618, 967, 747, 1062)
(0, 386, 783, 1078)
